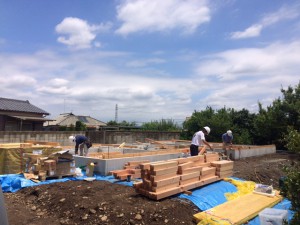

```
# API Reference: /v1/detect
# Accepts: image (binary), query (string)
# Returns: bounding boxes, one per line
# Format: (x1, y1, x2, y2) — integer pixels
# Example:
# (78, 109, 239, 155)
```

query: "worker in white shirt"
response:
(190, 126, 213, 156)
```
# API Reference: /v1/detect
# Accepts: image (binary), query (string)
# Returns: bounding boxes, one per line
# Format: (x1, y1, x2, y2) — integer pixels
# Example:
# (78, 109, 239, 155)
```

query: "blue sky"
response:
(0, 0, 299, 124)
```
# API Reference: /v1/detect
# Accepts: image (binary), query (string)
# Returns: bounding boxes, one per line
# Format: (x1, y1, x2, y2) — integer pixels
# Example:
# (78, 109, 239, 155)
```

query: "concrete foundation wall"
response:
(227, 145, 276, 160)
(0, 131, 180, 146)
(0, 131, 85, 146)
(74, 153, 182, 175)
(87, 131, 180, 144)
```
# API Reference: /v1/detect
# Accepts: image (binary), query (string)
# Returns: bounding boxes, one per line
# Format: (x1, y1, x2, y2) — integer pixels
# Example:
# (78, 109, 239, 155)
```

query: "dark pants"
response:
(190, 144, 199, 156)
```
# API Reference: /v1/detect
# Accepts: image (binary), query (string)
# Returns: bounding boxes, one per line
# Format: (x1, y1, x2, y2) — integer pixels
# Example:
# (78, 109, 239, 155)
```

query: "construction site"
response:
(0, 138, 296, 225)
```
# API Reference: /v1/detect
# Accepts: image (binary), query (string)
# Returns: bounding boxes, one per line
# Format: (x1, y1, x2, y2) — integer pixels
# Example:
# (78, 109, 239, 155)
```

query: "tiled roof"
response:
(46, 113, 106, 127)
(0, 97, 49, 115)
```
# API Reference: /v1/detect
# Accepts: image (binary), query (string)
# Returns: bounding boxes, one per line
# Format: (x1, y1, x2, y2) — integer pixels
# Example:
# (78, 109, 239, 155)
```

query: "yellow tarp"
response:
(194, 191, 283, 225)
(224, 178, 256, 201)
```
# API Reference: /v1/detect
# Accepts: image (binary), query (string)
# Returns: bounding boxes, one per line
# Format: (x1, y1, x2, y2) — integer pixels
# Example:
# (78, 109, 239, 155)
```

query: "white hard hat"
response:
(69, 136, 75, 143)
(203, 126, 211, 135)
(227, 130, 233, 136)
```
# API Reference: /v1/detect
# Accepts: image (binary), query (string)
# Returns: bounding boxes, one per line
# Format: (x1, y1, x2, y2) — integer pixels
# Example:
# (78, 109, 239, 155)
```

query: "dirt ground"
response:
(3, 152, 299, 225)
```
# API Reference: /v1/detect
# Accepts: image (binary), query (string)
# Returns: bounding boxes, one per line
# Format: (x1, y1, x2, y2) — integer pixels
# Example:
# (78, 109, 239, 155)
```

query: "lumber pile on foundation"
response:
(134, 153, 227, 200)
(110, 160, 150, 180)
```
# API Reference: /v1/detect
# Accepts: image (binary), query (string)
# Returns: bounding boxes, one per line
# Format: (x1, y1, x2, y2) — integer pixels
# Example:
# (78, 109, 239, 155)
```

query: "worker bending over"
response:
(190, 126, 213, 156)
(69, 135, 92, 156)
(222, 130, 233, 156)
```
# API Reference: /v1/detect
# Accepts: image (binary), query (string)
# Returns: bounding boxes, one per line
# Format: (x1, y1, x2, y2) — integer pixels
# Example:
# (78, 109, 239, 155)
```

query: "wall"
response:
(87, 130, 180, 144)
(0, 131, 181, 146)
(0, 131, 85, 146)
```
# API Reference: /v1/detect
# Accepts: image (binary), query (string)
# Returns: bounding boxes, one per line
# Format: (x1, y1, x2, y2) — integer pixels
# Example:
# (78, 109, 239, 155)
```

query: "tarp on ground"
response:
(0, 174, 294, 224)
(0, 173, 131, 193)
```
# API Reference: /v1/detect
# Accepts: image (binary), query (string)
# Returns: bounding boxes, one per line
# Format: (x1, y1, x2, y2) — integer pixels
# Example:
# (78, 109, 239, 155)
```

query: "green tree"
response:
(230, 108, 255, 145)
(182, 107, 215, 140)
(106, 120, 118, 126)
(280, 125, 300, 224)
(75, 121, 86, 131)
(141, 119, 180, 131)
(106, 120, 137, 127)
(283, 127, 300, 153)
(254, 82, 300, 148)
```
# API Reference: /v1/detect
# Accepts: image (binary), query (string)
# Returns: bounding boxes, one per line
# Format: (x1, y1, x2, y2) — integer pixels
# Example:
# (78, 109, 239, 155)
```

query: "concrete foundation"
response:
(74, 144, 276, 175)
(213, 145, 276, 160)
(74, 152, 182, 176)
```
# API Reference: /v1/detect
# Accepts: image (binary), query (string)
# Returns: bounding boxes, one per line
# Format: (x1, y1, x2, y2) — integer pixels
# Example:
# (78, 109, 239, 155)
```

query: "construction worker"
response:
(69, 135, 92, 156)
(190, 126, 213, 156)
(222, 130, 233, 156)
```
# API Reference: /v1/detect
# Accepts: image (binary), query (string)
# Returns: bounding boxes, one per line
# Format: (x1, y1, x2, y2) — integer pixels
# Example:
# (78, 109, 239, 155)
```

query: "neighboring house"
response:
(0, 97, 51, 131)
(45, 113, 107, 130)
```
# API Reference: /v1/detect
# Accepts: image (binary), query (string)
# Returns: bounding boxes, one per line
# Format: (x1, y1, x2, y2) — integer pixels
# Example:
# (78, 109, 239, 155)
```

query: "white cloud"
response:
(1, 75, 36, 88)
(231, 4, 300, 39)
(126, 58, 165, 67)
(195, 41, 300, 111)
(50, 78, 69, 87)
(55, 17, 111, 49)
(230, 24, 263, 39)
(115, 0, 211, 35)
(196, 41, 300, 81)
(0, 40, 299, 123)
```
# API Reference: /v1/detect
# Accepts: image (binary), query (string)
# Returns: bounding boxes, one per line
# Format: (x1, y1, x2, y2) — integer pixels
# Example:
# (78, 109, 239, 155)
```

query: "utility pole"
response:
(115, 104, 118, 123)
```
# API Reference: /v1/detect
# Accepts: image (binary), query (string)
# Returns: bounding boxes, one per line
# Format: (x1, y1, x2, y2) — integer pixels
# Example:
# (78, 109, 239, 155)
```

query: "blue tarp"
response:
(0, 174, 294, 224)
(0, 173, 132, 193)
(178, 180, 237, 210)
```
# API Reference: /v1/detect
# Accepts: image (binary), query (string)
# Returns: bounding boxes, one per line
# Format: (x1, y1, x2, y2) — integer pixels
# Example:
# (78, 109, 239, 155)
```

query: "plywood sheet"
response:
(193, 191, 283, 225)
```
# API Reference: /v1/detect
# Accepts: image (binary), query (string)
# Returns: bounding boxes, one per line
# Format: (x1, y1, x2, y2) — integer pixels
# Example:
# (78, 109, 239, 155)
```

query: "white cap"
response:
(227, 130, 233, 136)
(69, 136, 75, 143)
(203, 126, 211, 135)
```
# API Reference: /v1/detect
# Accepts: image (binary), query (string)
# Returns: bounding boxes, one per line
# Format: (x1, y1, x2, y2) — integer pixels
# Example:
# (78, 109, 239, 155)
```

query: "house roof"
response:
(9, 116, 53, 121)
(46, 113, 107, 128)
(0, 97, 49, 115)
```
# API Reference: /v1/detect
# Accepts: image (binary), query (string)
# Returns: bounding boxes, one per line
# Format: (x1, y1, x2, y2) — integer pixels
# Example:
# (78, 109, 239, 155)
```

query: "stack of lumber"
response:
(0, 142, 61, 174)
(134, 153, 224, 200)
(211, 160, 234, 178)
(135, 160, 182, 200)
(25, 150, 75, 181)
(110, 160, 150, 180)
(205, 152, 220, 162)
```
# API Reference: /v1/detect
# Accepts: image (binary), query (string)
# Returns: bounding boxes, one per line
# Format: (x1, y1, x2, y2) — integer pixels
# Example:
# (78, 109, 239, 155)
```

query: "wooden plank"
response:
(150, 173, 178, 182)
(201, 167, 216, 176)
(150, 161, 178, 171)
(180, 171, 201, 181)
(148, 186, 182, 200)
(211, 160, 234, 168)
(178, 166, 203, 174)
(177, 162, 193, 171)
(200, 176, 220, 185)
(200, 173, 217, 180)
(193, 192, 283, 225)
(179, 177, 200, 185)
(151, 182, 180, 192)
(215, 170, 233, 176)
(180, 180, 203, 192)
(150, 166, 178, 176)
(153, 175, 181, 187)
